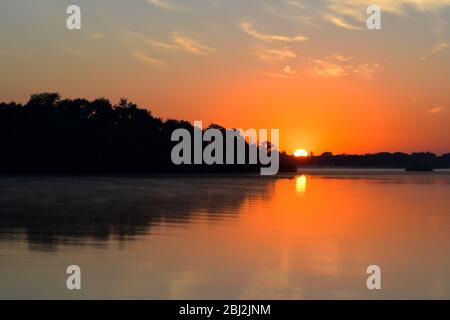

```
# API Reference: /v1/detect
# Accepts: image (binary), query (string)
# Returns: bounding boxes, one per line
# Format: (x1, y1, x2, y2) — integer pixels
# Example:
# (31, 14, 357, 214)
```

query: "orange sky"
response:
(0, 0, 449, 154)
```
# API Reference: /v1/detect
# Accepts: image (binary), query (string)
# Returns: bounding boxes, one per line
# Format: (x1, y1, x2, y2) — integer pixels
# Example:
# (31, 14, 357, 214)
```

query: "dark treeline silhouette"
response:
(0, 93, 295, 174)
(1, 93, 448, 173)
(296, 152, 450, 169)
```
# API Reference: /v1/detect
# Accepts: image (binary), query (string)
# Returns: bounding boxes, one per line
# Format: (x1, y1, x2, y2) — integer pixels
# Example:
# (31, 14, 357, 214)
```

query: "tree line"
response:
(0, 93, 295, 174)
(1, 92, 448, 173)
(298, 152, 450, 169)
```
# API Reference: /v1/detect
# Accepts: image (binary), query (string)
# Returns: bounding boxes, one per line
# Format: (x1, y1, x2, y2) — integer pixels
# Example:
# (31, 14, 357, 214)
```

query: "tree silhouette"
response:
(0, 93, 298, 174)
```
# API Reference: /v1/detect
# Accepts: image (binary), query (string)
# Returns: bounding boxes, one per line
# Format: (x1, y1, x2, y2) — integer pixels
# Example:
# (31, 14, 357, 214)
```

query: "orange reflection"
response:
(295, 175, 307, 194)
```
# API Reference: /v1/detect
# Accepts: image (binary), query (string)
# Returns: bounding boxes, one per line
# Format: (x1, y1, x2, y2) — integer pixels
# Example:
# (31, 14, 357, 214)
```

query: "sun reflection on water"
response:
(296, 175, 307, 194)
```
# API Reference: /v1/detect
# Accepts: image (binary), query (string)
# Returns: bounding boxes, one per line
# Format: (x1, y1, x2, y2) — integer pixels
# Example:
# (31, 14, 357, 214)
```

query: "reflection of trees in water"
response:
(0, 176, 277, 251)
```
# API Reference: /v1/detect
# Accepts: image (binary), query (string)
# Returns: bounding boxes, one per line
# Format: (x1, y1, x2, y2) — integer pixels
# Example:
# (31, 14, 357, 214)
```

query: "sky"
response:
(0, 0, 449, 154)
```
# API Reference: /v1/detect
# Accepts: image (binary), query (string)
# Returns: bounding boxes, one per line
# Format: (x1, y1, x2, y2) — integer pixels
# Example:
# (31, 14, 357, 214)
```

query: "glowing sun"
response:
(294, 149, 308, 157)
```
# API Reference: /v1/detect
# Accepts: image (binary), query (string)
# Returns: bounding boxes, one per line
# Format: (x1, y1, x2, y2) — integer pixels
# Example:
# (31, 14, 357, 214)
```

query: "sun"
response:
(294, 149, 308, 158)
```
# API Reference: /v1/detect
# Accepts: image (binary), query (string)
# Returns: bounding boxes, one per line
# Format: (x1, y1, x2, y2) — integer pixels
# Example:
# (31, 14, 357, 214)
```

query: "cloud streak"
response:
(283, 0, 306, 10)
(254, 47, 297, 62)
(428, 106, 446, 114)
(262, 65, 298, 79)
(241, 22, 308, 43)
(171, 32, 215, 55)
(147, 0, 187, 11)
(126, 31, 215, 57)
(325, 15, 363, 30)
(327, 0, 450, 21)
(432, 41, 449, 53)
(132, 51, 164, 66)
(308, 54, 381, 79)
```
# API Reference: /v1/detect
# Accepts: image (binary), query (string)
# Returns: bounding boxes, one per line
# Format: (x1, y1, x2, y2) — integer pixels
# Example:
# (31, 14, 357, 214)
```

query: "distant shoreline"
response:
(296, 168, 450, 175)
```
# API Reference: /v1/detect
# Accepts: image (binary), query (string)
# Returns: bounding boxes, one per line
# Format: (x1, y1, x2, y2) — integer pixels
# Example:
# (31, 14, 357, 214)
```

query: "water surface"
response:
(1, 173, 450, 299)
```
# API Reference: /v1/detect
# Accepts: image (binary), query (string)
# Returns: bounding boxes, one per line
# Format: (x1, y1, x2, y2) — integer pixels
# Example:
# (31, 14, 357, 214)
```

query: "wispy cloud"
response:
(146, 39, 180, 50)
(432, 41, 449, 53)
(263, 65, 298, 79)
(254, 47, 297, 62)
(324, 0, 450, 32)
(428, 106, 446, 114)
(308, 54, 380, 79)
(310, 59, 348, 78)
(325, 15, 363, 30)
(283, 0, 306, 10)
(265, 4, 318, 25)
(350, 63, 382, 80)
(270, 0, 450, 31)
(125, 31, 215, 57)
(171, 32, 215, 55)
(241, 22, 308, 43)
(131, 51, 164, 66)
(147, 0, 187, 11)
(283, 65, 297, 75)
(327, 0, 450, 21)
(331, 54, 353, 62)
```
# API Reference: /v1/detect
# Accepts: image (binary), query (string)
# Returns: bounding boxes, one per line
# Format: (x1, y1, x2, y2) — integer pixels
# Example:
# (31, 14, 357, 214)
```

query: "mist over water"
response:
(1, 173, 450, 299)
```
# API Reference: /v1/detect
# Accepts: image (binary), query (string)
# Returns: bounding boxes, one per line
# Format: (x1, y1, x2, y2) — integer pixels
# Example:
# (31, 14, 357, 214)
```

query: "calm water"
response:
(1, 173, 450, 299)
